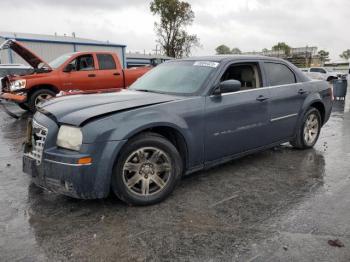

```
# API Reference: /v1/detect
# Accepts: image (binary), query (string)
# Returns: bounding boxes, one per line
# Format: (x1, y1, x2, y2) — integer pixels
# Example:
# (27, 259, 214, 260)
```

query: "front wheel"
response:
(290, 108, 321, 149)
(112, 132, 183, 206)
(28, 89, 56, 112)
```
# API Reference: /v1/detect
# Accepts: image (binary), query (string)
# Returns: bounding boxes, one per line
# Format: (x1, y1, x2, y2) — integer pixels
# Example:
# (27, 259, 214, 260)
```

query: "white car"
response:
(304, 67, 346, 81)
(0, 64, 32, 90)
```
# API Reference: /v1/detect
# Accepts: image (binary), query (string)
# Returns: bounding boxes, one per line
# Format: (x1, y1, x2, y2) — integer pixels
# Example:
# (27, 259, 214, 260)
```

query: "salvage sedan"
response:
(23, 56, 333, 205)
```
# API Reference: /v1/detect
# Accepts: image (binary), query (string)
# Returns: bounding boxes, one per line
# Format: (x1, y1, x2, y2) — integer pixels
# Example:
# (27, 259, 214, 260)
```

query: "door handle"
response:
(113, 72, 121, 76)
(256, 95, 269, 102)
(88, 74, 96, 77)
(298, 89, 307, 95)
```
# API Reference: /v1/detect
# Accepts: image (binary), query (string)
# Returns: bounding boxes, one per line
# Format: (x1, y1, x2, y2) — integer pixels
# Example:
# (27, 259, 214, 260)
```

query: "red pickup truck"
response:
(0, 40, 150, 111)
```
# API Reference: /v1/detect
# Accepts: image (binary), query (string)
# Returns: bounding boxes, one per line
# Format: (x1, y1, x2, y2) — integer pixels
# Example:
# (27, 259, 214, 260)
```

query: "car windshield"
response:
(48, 53, 74, 69)
(129, 61, 219, 94)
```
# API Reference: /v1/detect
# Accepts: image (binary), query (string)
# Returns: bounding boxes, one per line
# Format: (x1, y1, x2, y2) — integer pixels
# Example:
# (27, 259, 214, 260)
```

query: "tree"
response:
(318, 50, 330, 64)
(340, 49, 350, 60)
(272, 42, 291, 56)
(150, 0, 200, 58)
(215, 44, 232, 54)
(231, 48, 242, 54)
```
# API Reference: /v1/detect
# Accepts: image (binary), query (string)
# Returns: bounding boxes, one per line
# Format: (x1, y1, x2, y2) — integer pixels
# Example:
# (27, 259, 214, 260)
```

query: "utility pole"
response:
(152, 45, 160, 55)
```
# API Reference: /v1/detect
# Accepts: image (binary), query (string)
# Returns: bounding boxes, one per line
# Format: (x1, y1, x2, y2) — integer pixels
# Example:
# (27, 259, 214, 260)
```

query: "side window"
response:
(264, 62, 296, 86)
(220, 63, 261, 90)
(319, 69, 326, 74)
(97, 54, 116, 70)
(68, 55, 95, 71)
(310, 68, 318, 73)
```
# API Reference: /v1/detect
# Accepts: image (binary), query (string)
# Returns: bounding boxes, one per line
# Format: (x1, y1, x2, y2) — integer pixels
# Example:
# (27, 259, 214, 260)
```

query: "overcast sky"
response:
(1, 0, 349, 60)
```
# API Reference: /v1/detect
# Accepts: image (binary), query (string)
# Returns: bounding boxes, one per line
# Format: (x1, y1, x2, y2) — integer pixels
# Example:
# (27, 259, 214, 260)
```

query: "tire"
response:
(28, 89, 56, 112)
(290, 108, 321, 149)
(112, 132, 183, 206)
(17, 103, 29, 111)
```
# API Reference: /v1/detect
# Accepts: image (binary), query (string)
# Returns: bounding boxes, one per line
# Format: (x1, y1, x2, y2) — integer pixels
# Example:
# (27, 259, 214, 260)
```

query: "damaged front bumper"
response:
(23, 140, 127, 199)
(0, 92, 27, 103)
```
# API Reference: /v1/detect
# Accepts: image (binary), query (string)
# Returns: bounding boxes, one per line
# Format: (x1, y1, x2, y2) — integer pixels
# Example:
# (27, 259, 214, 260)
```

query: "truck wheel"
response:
(290, 108, 321, 149)
(17, 103, 29, 111)
(28, 89, 56, 112)
(112, 132, 183, 206)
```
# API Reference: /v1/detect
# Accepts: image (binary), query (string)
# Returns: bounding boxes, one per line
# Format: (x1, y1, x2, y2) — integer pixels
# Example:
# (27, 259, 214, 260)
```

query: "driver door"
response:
(204, 62, 271, 162)
(60, 54, 99, 91)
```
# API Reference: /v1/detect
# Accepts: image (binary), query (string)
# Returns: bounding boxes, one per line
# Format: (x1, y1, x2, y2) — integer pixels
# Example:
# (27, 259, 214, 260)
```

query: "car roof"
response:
(180, 55, 285, 63)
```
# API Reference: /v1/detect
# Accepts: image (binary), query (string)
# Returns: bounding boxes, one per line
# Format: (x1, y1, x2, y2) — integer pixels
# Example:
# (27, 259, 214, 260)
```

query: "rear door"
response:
(204, 61, 272, 162)
(263, 61, 307, 142)
(95, 53, 124, 89)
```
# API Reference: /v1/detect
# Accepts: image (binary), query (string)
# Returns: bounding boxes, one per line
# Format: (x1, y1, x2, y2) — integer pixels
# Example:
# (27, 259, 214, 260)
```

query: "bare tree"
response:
(150, 0, 200, 58)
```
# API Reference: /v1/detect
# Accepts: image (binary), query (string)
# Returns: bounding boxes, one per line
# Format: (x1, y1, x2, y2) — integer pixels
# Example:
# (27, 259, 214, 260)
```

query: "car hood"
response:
(0, 39, 52, 70)
(38, 89, 181, 126)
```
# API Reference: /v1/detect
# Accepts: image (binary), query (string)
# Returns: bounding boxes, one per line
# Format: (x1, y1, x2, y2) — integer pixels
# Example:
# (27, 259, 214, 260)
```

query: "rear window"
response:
(97, 54, 116, 70)
(264, 62, 296, 86)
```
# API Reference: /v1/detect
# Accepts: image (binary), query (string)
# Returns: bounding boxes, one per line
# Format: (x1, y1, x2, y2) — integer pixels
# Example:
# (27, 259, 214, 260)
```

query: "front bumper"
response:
(23, 140, 127, 199)
(0, 92, 27, 103)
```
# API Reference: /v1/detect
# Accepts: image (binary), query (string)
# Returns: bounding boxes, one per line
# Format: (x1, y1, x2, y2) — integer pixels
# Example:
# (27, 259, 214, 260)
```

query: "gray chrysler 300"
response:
(23, 56, 333, 205)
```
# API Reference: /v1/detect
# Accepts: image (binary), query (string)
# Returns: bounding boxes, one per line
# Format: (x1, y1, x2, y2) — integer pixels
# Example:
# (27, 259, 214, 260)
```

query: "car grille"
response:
(26, 120, 48, 165)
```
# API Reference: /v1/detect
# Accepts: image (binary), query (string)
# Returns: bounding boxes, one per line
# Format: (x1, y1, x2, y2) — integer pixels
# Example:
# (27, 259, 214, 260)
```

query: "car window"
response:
(220, 63, 261, 90)
(97, 54, 116, 70)
(310, 68, 318, 73)
(264, 62, 296, 86)
(68, 55, 95, 71)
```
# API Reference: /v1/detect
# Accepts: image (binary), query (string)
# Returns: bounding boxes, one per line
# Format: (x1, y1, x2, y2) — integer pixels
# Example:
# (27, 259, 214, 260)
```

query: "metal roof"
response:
(126, 53, 173, 60)
(0, 32, 126, 48)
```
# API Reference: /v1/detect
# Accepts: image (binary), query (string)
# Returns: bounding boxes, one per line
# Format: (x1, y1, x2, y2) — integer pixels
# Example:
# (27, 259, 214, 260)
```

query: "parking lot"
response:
(0, 94, 349, 261)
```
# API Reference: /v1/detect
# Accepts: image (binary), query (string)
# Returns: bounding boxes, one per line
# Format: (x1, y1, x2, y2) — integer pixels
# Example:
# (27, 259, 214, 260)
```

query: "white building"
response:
(0, 32, 127, 68)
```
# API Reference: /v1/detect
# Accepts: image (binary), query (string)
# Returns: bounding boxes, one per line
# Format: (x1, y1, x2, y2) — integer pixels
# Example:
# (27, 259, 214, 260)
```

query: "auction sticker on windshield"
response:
(193, 61, 219, 68)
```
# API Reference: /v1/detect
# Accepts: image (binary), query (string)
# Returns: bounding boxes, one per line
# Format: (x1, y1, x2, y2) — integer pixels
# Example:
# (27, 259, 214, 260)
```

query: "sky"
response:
(1, 0, 349, 60)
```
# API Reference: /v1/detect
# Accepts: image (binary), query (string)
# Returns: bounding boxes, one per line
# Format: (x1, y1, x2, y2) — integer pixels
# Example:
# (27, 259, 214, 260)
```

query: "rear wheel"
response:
(290, 108, 321, 149)
(112, 132, 183, 206)
(28, 89, 56, 112)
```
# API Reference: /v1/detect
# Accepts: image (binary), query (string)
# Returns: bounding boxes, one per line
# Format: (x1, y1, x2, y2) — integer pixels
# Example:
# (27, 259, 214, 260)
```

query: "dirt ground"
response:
(0, 95, 349, 261)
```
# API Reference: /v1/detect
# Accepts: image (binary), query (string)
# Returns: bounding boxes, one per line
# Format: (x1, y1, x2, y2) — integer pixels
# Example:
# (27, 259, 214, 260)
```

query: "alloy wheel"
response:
(303, 113, 319, 146)
(122, 147, 172, 196)
(35, 93, 53, 106)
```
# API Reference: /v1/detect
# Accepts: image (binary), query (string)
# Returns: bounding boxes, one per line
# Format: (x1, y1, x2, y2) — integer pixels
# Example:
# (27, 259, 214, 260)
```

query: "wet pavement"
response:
(0, 96, 350, 262)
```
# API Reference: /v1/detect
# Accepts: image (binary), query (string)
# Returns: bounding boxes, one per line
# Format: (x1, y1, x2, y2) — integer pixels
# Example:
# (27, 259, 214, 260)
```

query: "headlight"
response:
(57, 125, 83, 151)
(10, 79, 26, 91)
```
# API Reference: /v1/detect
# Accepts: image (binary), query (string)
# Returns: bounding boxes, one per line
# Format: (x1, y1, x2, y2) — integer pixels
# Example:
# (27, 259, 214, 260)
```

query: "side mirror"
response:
(63, 64, 74, 73)
(213, 80, 241, 95)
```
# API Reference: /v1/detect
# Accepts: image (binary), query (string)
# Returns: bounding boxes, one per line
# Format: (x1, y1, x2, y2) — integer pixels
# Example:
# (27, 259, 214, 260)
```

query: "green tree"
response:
(340, 49, 350, 60)
(215, 44, 232, 54)
(318, 50, 330, 63)
(231, 48, 242, 54)
(272, 42, 291, 56)
(150, 0, 200, 58)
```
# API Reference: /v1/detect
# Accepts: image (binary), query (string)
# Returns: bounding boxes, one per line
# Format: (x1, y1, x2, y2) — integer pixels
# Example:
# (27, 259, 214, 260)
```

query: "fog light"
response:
(78, 157, 92, 165)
